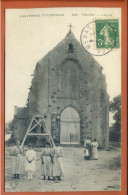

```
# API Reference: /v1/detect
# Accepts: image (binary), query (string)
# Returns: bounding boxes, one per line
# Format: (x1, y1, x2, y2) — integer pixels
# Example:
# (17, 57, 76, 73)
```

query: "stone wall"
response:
(26, 33, 109, 148)
(10, 33, 109, 148)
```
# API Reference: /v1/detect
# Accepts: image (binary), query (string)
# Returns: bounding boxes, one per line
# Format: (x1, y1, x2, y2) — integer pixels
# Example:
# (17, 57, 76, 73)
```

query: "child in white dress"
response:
(25, 144, 36, 180)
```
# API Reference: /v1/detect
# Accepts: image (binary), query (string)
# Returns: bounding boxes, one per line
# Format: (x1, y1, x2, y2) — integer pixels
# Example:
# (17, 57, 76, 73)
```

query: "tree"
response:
(109, 95, 121, 142)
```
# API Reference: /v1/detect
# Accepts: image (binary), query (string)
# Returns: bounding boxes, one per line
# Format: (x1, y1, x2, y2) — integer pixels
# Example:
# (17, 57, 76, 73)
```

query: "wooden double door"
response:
(60, 107, 80, 144)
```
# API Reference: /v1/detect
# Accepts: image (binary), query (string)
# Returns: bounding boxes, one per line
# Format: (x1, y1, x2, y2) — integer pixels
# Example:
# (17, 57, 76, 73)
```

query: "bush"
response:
(109, 127, 121, 142)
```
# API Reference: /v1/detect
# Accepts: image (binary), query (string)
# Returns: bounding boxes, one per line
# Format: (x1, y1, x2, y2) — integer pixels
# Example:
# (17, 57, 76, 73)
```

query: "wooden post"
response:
(20, 115, 55, 147)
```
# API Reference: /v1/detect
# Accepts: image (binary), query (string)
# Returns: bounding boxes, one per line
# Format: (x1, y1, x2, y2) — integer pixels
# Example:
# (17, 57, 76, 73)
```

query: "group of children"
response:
(11, 141, 64, 181)
(11, 138, 98, 181)
(84, 137, 98, 160)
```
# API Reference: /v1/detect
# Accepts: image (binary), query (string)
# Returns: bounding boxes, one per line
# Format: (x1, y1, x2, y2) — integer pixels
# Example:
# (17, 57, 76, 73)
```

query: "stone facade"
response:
(10, 31, 109, 148)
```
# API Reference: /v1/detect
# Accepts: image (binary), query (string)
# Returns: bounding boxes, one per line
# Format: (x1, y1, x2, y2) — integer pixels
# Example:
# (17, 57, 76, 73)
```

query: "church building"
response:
(11, 28, 109, 148)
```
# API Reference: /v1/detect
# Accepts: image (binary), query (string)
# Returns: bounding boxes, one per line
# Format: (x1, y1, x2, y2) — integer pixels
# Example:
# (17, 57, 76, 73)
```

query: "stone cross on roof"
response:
(66, 23, 74, 37)
(68, 23, 73, 33)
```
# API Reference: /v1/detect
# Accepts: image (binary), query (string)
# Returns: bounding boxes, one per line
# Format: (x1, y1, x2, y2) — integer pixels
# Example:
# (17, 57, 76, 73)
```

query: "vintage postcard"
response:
(4, 7, 122, 192)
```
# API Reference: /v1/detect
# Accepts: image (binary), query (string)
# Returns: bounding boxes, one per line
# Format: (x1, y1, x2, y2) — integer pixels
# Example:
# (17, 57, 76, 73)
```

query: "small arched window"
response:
(68, 43, 74, 53)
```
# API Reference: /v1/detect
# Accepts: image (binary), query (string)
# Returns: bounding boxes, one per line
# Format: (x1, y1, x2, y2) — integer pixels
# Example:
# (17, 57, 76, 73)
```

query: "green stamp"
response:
(95, 19, 119, 49)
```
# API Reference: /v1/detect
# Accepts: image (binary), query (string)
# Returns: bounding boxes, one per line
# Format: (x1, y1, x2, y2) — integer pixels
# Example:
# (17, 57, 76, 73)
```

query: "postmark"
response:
(80, 19, 119, 56)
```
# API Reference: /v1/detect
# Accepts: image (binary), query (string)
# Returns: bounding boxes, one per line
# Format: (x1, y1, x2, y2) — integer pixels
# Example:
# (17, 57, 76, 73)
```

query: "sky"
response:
(5, 7, 121, 124)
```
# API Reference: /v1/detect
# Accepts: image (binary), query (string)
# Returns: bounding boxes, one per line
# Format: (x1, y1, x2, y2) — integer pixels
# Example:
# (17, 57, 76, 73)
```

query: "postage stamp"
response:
(95, 19, 119, 49)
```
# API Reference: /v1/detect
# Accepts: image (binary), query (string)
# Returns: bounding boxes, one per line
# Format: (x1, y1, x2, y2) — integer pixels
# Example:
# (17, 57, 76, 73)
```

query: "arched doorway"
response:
(60, 107, 80, 144)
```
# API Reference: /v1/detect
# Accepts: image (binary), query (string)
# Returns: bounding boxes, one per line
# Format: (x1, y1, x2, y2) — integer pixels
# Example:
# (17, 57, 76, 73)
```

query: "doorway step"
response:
(60, 144, 82, 147)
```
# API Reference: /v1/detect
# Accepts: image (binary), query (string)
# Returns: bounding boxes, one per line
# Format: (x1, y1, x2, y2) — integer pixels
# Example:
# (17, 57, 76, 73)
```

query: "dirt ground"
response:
(5, 146, 121, 192)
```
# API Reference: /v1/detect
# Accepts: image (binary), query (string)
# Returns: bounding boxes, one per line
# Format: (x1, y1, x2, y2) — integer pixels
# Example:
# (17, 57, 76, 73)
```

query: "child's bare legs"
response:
(30, 171, 33, 179)
(28, 171, 30, 180)
(28, 171, 33, 180)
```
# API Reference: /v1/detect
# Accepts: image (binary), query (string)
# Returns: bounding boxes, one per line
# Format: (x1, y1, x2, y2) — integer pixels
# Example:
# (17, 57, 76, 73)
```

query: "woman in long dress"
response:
(11, 140, 24, 179)
(52, 142, 64, 181)
(25, 144, 36, 180)
(84, 137, 91, 160)
(40, 142, 52, 180)
(91, 139, 98, 160)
